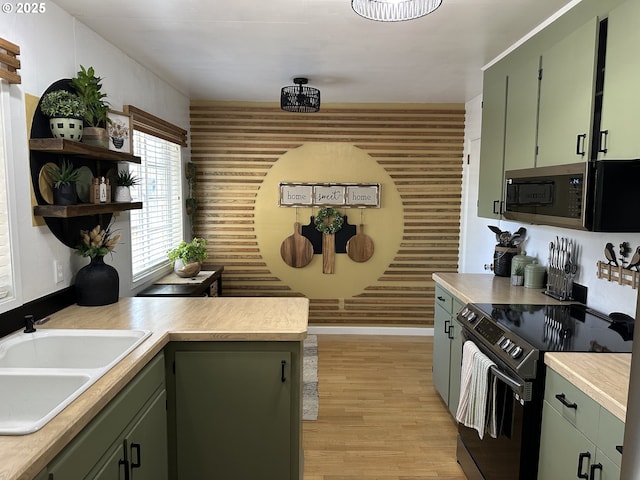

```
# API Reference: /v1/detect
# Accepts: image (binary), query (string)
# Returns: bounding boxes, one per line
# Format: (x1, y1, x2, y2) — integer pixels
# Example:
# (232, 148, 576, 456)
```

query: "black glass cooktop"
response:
(472, 303, 634, 353)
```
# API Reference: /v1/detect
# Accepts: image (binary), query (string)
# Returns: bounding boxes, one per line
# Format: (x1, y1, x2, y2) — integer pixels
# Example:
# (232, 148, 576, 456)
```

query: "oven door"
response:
(457, 331, 542, 480)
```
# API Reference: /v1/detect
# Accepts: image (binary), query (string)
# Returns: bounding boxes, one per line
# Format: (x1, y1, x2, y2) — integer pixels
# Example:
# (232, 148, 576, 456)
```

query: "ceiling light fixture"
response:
(280, 77, 321, 113)
(351, 0, 442, 21)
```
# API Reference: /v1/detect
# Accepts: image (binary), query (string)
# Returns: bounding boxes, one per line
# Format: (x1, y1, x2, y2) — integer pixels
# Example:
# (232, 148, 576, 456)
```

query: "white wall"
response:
(2, 2, 190, 307)
(460, 96, 640, 318)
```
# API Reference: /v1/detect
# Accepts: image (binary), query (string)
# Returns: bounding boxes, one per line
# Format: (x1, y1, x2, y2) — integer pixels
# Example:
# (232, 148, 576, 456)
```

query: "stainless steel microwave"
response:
(504, 160, 640, 232)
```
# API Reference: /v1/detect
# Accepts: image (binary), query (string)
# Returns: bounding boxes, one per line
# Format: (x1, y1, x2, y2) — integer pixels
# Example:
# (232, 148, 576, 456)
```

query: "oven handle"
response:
(489, 365, 525, 394)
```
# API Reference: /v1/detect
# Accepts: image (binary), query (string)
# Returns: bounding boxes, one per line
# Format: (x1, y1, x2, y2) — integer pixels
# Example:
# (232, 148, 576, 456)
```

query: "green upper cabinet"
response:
(536, 17, 599, 167)
(478, 63, 508, 219)
(504, 54, 541, 171)
(597, 0, 640, 159)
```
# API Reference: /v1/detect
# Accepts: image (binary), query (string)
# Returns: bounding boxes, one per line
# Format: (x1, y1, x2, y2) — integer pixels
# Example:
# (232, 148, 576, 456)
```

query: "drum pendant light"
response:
(280, 78, 321, 113)
(352, 0, 442, 22)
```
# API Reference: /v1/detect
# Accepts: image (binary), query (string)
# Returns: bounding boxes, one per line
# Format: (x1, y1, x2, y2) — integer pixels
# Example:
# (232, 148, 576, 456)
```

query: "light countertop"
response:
(545, 353, 630, 422)
(432, 272, 631, 422)
(432, 272, 569, 305)
(0, 296, 309, 480)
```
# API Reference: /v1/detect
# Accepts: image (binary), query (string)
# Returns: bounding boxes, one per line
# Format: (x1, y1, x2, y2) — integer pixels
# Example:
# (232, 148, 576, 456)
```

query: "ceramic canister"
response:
(510, 254, 535, 276)
(524, 262, 547, 289)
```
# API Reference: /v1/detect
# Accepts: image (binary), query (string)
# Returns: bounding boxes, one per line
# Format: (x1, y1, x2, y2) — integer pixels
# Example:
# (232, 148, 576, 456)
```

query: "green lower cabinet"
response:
(538, 400, 595, 480)
(538, 368, 622, 480)
(433, 284, 464, 417)
(46, 353, 167, 480)
(89, 390, 168, 480)
(166, 343, 302, 480)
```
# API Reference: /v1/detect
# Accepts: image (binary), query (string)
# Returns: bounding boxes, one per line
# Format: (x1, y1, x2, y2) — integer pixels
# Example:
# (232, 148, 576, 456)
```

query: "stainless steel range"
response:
(454, 303, 633, 480)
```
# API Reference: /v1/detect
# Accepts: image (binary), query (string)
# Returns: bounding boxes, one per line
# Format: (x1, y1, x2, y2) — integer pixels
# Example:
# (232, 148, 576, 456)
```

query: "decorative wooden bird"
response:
(627, 247, 640, 271)
(605, 242, 618, 266)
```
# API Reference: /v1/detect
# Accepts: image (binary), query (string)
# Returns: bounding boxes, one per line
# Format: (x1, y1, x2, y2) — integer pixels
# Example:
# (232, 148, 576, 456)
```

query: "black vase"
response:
(75, 256, 119, 306)
(53, 183, 77, 205)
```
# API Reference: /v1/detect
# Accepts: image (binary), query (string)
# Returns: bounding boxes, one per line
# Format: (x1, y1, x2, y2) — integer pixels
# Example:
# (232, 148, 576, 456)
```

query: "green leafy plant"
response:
(167, 237, 208, 266)
(46, 159, 80, 187)
(70, 65, 110, 127)
(76, 224, 120, 258)
(40, 90, 86, 119)
(513, 265, 524, 276)
(116, 170, 139, 187)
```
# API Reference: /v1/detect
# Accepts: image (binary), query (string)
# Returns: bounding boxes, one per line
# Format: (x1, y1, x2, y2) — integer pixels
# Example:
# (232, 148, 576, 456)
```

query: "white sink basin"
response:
(0, 329, 150, 369)
(0, 371, 92, 435)
(0, 329, 151, 435)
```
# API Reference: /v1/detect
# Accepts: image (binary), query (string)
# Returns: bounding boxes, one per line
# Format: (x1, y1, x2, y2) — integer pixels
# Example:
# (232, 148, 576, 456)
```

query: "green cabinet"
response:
(597, 0, 640, 159)
(165, 342, 302, 480)
(504, 54, 541, 171)
(433, 284, 464, 417)
(46, 353, 168, 480)
(478, 63, 508, 219)
(538, 368, 623, 480)
(537, 17, 599, 166)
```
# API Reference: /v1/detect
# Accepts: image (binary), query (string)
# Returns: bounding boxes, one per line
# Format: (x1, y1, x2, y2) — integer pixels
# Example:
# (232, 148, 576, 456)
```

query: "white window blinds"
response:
(130, 130, 183, 281)
(0, 80, 14, 303)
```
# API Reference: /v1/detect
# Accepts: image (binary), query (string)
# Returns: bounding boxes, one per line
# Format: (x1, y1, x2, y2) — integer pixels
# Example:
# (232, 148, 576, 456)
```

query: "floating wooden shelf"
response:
(34, 202, 143, 219)
(29, 138, 141, 164)
(596, 261, 640, 289)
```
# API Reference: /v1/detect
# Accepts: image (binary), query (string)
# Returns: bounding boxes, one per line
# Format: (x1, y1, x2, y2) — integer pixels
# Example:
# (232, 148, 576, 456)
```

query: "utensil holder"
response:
(494, 246, 518, 277)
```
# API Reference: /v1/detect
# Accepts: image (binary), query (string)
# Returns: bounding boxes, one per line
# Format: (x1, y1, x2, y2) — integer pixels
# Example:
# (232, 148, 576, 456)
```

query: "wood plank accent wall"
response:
(190, 102, 464, 327)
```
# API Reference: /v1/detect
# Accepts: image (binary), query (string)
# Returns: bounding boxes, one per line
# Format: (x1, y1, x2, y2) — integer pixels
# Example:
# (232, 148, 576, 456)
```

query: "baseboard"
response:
(307, 326, 434, 336)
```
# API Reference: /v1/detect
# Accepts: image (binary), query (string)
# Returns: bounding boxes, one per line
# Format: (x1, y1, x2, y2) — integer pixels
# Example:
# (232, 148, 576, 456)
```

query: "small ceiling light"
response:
(352, 0, 442, 22)
(280, 77, 321, 113)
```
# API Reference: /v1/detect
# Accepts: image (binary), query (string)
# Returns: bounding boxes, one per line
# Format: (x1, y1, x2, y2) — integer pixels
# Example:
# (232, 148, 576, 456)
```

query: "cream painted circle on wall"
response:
(254, 142, 404, 299)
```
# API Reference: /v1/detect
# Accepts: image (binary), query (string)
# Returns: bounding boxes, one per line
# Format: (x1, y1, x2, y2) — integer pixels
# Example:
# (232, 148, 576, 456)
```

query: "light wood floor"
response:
(303, 335, 467, 480)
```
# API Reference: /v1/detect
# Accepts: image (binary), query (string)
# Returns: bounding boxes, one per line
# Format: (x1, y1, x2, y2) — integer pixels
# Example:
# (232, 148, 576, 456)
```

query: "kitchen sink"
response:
(0, 329, 150, 369)
(0, 328, 151, 435)
(0, 371, 92, 435)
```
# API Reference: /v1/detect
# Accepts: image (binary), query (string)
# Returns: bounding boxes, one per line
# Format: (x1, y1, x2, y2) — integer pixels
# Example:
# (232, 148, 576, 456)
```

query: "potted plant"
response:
(46, 159, 80, 205)
(114, 169, 139, 203)
(167, 237, 208, 278)
(511, 265, 525, 286)
(39, 90, 86, 141)
(71, 65, 110, 148)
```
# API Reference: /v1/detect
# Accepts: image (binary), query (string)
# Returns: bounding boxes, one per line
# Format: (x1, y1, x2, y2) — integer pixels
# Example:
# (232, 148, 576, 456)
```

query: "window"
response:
(0, 79, 20, 311)
(130, 130, 184, 281)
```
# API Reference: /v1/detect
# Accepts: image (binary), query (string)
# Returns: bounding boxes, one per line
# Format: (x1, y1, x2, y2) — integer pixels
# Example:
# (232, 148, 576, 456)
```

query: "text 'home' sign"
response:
(279, 183, 380, 208)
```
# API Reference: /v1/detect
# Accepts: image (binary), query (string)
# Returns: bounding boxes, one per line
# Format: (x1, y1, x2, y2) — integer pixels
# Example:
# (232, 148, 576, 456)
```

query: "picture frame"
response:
(107, 110, 132, 154)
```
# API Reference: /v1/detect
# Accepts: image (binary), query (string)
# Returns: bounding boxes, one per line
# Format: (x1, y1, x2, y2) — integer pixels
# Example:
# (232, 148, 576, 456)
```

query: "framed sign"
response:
(280, 184, 313, 206)
(346, 185, 379, 207)
(107, 110, 132, 154)
(279, 183, 380, 207)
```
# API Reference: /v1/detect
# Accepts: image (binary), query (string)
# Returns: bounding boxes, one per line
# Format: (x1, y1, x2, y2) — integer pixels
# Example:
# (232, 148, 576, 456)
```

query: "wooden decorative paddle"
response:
(346, 224, 374, 262)
(280, 222, 313, 268)
(322, 233, 335, 274)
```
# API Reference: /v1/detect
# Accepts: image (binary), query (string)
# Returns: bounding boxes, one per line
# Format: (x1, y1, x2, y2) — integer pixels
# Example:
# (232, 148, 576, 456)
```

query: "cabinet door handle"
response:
(281, 360, 287, 383)
(437, 295, 446, 302)
(119, 458, 131, 480)
(576, 133, 587, 156)
(590, 462, 603, 479)
(444, 319, 450, 335)
(555, 393, 577, 409)
(448, 323, 454, 340)
(577, 451, 591, 479)
(616, 445, 623, 455)
(598, 130, 609, 154)
(493, 200, 500, 215)
(131, 442, 141, 469)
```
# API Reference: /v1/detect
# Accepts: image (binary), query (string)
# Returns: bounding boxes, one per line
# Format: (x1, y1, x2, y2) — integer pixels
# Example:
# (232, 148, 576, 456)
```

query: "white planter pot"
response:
(114, 186, 132, 203)
(49, 117, 83, 141)
(174, 259, 202, 278)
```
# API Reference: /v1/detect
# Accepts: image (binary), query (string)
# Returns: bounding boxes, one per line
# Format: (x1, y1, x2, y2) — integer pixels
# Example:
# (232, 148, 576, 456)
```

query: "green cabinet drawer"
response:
(544, 368, 599, 440)
(434, 285, 454, 314)
(598, 407, 625, 468)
